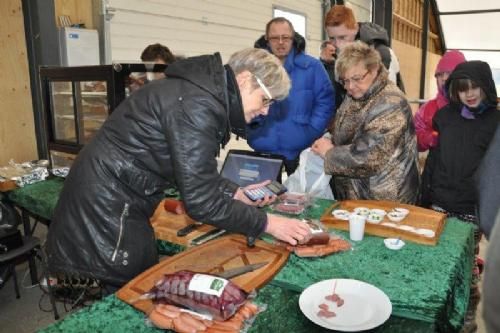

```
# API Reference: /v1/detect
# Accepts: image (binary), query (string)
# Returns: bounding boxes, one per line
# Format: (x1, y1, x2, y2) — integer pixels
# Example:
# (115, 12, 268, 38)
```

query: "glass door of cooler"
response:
(50, 80, 109, 145)
(50, 81, 76, 143)
(78, 80, 108, 144)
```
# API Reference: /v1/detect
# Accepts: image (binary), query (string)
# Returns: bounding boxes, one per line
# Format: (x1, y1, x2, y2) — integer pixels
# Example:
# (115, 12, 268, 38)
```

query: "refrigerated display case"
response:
(39, 63, 167, 167)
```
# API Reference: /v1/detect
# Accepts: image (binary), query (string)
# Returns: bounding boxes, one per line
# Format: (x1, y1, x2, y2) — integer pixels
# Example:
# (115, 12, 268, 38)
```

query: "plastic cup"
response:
(349, 213, 367, 241)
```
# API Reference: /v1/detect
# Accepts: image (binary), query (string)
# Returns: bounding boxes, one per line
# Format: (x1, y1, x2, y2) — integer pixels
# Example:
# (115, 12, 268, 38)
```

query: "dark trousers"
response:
(284, 158, 299, 176)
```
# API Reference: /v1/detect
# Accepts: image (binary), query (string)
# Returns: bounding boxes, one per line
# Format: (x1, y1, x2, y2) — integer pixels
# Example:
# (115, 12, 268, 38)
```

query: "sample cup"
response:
(349, 213, 367, 241)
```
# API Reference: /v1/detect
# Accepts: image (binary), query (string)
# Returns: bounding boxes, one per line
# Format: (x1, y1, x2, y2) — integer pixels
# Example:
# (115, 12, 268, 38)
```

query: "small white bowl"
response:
(332, 209, 350, 220)
(384, 238, 405, 250)
(370, 209, 387, 216)
(394, 208, 410, 216)
(353, 207, 370, 216)
(387, 211, 406, 222)
(367, 213, 384, 224)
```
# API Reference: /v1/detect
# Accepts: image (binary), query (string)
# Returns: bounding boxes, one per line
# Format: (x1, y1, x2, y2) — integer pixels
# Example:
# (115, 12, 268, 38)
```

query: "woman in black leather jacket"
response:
(46, 48, 311, 288)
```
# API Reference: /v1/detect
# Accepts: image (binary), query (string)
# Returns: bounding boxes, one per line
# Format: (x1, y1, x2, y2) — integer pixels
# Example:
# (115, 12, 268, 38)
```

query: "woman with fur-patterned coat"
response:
(312, 41, 419, 204)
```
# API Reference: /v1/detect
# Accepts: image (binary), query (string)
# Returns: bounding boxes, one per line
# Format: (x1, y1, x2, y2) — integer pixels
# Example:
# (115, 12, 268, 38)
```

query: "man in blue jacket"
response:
(250, 17, 335, 175)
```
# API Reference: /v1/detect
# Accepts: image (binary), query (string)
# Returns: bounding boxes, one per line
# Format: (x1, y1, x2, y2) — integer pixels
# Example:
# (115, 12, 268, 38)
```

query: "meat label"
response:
(188, 274, 228, 297)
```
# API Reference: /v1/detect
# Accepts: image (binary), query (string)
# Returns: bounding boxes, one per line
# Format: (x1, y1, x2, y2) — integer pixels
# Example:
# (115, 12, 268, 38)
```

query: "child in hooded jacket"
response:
(421, 60, 500, 333)
(414, 50, 466, 152)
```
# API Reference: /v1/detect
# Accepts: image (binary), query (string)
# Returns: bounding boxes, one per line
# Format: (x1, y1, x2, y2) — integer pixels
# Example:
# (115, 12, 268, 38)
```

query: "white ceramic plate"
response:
(299, 279, 392, 332)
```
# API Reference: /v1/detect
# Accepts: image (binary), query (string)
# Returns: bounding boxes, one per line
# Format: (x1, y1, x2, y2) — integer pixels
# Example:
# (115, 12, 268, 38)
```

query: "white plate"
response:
(299, 279, 392, 332)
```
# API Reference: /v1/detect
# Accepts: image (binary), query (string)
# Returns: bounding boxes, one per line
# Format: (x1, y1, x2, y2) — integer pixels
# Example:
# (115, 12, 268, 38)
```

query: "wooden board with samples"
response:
(320, 200, 447, 246)
(116, 234, 290, 314)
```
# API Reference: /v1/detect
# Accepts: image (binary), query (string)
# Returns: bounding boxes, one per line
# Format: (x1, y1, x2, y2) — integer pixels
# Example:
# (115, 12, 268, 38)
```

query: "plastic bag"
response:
(147, 300, 265, 333)
(284, 148, 334, 200)
(270, 192, 312, 215)
(142, 270, 249, 321)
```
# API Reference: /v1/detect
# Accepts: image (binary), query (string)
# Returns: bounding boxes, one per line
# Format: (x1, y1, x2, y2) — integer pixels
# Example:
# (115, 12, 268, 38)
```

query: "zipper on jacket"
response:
(111, 202, 129, 262)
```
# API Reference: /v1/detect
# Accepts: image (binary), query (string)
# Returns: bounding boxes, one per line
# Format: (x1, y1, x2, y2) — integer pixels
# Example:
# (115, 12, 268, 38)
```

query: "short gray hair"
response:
(227, 48, 291, 100)
(335, 41, 381, 78)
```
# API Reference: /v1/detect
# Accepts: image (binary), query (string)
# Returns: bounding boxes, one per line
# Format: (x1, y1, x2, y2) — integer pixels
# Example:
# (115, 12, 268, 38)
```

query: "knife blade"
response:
(217, 261, 269, 279)
(190, 228, 228, 246)
(176, 222, 203, 237)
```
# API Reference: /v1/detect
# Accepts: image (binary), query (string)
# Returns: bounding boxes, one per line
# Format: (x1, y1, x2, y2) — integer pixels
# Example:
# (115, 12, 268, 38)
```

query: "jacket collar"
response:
(223, 65, 246, 141)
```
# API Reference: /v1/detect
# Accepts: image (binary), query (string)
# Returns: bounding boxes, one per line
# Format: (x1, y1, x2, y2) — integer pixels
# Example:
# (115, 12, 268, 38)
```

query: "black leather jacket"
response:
(46, 53, 267, 286)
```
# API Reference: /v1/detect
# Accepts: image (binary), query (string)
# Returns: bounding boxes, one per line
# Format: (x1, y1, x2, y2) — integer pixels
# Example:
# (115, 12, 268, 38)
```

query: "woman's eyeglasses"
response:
(339, 71, 370, 87)
(254, 75, 275, 106)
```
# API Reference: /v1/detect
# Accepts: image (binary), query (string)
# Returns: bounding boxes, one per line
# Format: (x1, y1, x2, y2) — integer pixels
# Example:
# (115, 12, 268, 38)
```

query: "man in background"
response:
(324, 5, 405, 93)
(250, 17, 334, 175)
(319, 40, 343, 110)
(141, 43, 176, 64)
(129, 43, 176, 91)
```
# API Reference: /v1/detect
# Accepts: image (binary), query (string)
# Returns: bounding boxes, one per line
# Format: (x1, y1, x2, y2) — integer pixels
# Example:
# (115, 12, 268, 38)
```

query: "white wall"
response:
(106, 0, 325, 63)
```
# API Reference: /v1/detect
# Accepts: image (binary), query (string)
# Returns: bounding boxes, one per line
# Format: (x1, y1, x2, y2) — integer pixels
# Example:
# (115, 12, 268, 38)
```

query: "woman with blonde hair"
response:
(312, 41, 419, 203)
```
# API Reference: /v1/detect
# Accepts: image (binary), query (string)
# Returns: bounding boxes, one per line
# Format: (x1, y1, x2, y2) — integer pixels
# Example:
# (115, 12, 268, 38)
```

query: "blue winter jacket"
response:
(247, 43, 335, 161)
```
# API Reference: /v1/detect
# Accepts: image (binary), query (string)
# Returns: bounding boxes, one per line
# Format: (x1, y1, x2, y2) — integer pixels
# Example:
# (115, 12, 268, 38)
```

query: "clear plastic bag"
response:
(284, 148, 334, 200)
(147, 300, 266, 332)
(271, 192, 311, 215)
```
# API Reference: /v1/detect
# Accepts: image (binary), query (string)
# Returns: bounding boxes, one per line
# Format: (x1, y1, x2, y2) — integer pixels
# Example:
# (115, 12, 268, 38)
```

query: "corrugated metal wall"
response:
(106, 0, 325, 63)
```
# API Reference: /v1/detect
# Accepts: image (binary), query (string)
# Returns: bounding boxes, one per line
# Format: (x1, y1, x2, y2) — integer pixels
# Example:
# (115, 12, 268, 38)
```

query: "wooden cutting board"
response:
(150, 199, 216, 246)
(320, 200, 446, 246)
(116, 234, 290, 314)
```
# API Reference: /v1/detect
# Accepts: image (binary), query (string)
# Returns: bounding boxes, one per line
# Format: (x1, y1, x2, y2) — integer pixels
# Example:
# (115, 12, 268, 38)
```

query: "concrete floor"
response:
(0, 138, 489, 332)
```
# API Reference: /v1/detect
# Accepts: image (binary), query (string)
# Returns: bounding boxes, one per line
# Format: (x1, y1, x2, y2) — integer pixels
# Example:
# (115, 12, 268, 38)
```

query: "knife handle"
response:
(190, 229, 227, 246)
(176, 223, 200, 237)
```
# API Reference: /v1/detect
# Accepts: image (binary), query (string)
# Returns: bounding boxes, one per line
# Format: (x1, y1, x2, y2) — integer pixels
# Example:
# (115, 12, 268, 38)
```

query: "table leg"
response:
(22, 208, 38, 284)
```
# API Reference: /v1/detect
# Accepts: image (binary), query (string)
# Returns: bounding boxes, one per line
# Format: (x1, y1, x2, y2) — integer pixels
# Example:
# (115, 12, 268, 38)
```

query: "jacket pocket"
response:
(111, 202, 130, 263)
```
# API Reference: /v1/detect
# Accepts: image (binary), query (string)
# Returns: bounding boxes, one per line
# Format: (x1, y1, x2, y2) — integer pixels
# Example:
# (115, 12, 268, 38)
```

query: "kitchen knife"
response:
(217, 261, 269, 279)
(190, 228, 228, 246)
(176, 222, 203, 237)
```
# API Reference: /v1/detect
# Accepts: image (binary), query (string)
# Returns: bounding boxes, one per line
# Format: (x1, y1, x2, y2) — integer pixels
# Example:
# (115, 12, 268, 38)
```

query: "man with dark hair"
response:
(324, 5, 405, 93)
(319, 40, 336, 82)
(250, 17, 334, 175)
(129, 43, 177, 91)
(140, 43, 176, 64)
(319, 40, 343, 110)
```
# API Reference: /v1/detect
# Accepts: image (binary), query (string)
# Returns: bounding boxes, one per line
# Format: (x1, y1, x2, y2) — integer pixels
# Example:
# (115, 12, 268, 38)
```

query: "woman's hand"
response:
(311, 137, 334, 158)
(265, 214, 311, 245)
(233, 180, 276, 207)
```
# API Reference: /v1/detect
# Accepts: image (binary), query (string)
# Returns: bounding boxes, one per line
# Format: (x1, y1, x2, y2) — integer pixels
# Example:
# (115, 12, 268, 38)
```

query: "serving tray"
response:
(116, 234, 290, 314)
(320, 200, 446, 246)
(150, 199, 216, 246)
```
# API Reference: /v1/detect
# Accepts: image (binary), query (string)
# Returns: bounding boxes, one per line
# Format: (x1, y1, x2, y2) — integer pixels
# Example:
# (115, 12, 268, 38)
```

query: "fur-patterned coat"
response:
(324, 67, 419, 204)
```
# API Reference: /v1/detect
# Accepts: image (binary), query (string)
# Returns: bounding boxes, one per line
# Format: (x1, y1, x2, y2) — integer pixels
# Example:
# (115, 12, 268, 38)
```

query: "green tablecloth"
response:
(7, 177, 64, 220)
(7, 180, 473, 332)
